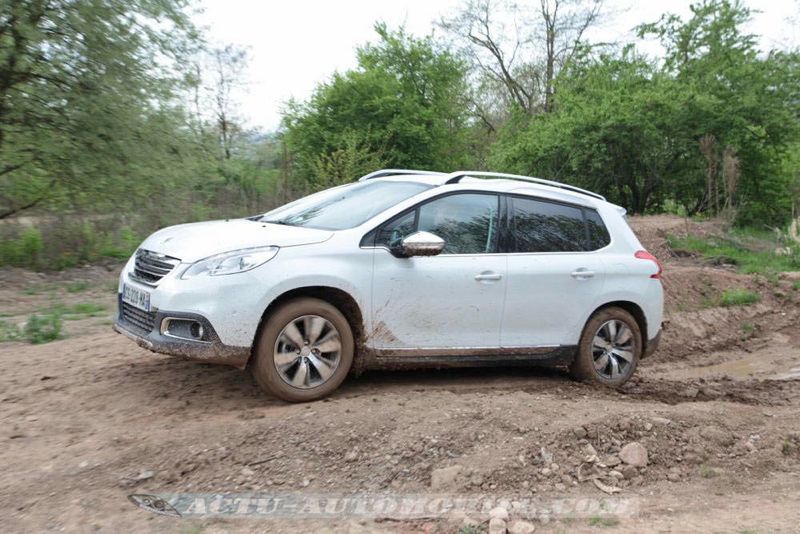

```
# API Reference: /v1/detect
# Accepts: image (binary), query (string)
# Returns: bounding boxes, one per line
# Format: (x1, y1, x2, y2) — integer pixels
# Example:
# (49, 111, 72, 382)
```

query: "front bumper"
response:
(113, 295, 250, 369)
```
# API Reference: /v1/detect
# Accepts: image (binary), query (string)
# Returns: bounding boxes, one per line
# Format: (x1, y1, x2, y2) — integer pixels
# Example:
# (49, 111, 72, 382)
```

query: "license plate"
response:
(122, 283, 151, 312)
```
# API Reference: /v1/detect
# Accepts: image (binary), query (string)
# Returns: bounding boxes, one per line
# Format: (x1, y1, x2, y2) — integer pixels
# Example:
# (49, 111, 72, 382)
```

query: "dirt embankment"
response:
(1, 215, 799, 532)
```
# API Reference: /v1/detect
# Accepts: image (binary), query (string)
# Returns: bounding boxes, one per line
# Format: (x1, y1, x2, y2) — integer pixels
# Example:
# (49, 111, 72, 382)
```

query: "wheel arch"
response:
(588, 300, 649, 354)
(247, 285, 365, 369)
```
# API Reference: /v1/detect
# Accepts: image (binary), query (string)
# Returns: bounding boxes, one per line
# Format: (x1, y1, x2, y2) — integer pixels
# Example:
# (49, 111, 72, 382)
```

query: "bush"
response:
(24, 313, 63, 344)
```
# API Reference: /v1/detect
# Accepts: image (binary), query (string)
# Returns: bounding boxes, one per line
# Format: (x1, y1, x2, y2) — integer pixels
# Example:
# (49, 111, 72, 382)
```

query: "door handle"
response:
(571, 268, 595, 279)
(475, 271, 503, 282)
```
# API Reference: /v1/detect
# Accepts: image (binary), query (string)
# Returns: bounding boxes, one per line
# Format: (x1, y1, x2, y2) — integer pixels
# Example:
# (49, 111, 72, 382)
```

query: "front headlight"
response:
(180, 246, 279, 279)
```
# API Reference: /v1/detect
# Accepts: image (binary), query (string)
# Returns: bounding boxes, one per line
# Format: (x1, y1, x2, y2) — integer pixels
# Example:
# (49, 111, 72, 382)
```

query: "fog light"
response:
(190, 321, 204, 340)
(162, 318, 207, 342)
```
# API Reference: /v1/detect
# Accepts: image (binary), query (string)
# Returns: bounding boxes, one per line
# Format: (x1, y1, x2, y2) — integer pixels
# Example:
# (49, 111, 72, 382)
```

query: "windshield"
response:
(259, 181, 433, 230)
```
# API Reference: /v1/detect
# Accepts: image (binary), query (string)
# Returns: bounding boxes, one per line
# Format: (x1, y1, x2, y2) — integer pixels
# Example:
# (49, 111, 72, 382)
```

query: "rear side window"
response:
(510, 196, 611, 252)
(511, 197, 586, 252)
(585, 209, 611, 249)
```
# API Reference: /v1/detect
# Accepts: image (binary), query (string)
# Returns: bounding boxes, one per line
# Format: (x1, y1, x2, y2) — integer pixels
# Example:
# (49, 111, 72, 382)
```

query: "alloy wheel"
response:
(273, 315, 342, 389)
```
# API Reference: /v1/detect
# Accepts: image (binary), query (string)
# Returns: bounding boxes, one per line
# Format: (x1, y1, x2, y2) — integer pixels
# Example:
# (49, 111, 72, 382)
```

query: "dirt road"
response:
(1, 215, 799, 532)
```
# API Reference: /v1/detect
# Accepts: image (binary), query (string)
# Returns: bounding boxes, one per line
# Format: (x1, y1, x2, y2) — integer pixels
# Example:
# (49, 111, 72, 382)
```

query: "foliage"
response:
(490, 0, 800, 224)
(283, 24, 475, 189)
(24, 312, 63, 344)
(0, 319, 22, 342)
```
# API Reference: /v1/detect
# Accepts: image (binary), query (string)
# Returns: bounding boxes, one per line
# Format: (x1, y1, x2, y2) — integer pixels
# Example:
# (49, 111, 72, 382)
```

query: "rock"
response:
(667, 472, 680, 482)
(540, 468, 552, 477)
(554, 482, 567, 491)
(240, 467, 255, 477)
(682, 386, 700, 398)
(135, 470, 154, 481)
(619, 442, 648, 467)
(489, 506, 509, 520)
(583, 443, 598, 458)
(489, 517, 507, 534)
(573, 427, 587, 439)
(651, 417, 672, 426)
(447, 510, 467, 524)
(344, 450, 358, 462)
(550, 463, 560, 472)
(603, 455, 621, 467)
(609, 470, 624, 480)
(644, 422, 654, 432)
(621, 464, 638, 479)
(508, 519, 536, 533)
(463, 516, 480, 528)
(699, 426, 734, 446)
(430, 465, 462, 490)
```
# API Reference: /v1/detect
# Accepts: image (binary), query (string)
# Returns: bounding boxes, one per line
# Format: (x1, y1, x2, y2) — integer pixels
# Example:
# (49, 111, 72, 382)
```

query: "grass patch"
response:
(0, 319, 23, 342)
(668, 233, 800, 275)
(588, 516, 620, 527)
(41, 301, 108, 320)
(793, 280, 800, 291)
(66, 281, 91, 293)
(719, 288, 760, 307)
(24, 312, 63, 344)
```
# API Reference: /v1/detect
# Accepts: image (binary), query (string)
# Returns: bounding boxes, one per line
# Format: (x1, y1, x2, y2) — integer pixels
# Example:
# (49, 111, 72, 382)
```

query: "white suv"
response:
(114, 170, 663, 401)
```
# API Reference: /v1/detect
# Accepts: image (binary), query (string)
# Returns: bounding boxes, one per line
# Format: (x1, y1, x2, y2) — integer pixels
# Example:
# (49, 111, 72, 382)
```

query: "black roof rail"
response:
(358, 169, 445, 182)
(444, 171, 605, 201)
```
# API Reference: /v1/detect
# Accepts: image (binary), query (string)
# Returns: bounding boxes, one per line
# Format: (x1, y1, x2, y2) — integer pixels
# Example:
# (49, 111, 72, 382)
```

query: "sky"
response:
(195, 0, 800, 131)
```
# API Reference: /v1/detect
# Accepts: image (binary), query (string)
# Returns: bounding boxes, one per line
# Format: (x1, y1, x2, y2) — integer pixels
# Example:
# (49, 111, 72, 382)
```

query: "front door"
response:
(369, 193, 507, 350)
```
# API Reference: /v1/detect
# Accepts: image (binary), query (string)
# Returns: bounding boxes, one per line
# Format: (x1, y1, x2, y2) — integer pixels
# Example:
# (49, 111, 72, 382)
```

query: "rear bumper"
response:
(113, 295, 250, 369)
(643, 329, 662, 359)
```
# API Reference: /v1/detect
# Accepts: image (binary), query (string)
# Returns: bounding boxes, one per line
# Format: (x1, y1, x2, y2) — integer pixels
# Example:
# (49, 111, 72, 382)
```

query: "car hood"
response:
(139, 219, 333, 262)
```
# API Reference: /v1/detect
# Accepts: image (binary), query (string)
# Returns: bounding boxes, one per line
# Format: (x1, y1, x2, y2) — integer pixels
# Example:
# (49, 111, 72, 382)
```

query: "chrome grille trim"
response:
(131, 249, 181, 285)
(120, 302, 156, 333)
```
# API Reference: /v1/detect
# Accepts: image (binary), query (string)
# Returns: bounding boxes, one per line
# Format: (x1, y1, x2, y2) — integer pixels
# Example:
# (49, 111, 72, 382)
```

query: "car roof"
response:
(370, 173, 607, 209)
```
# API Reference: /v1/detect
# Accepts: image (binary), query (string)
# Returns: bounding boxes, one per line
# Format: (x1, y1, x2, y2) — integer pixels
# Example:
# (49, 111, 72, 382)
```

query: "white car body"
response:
(114, 170, 663, 382)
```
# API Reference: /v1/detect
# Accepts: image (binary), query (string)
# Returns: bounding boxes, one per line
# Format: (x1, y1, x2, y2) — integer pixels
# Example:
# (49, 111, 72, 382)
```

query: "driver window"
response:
(376, 194, 500, 254)
(418, 194, 499, 254)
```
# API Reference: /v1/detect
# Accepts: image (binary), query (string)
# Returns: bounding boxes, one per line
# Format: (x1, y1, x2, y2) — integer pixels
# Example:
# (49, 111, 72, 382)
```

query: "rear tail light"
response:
(635, 250, 662, 279)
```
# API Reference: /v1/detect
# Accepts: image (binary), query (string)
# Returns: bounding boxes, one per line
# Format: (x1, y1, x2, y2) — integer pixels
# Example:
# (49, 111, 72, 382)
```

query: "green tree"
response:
(283, 24, 475, 189)
(638, 0, 800, 224)
(0, 0, 202, 219)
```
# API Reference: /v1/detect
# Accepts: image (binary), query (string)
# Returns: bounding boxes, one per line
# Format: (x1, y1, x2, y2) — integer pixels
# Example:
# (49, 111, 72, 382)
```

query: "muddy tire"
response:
(569, 307, 642, 387)
(252, 297, 354, 402)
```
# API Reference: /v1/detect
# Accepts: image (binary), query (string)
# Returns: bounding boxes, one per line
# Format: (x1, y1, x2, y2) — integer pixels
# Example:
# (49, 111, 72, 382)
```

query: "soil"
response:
(1, 215, 799, 532)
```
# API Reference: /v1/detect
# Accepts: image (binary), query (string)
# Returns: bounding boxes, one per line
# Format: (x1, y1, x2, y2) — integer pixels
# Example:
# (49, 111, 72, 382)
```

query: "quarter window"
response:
(585, 209, 611, 250)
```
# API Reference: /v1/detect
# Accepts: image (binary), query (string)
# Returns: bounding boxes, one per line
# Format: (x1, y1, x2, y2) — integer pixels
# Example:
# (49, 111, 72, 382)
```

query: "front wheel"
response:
(252, 297, 354, 402)
(569, 307, 642, 387)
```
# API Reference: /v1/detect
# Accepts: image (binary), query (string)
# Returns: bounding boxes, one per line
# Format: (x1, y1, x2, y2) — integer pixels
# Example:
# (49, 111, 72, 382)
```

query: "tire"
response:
(252, 297, 354, 402)
(569, 307, 642, 387)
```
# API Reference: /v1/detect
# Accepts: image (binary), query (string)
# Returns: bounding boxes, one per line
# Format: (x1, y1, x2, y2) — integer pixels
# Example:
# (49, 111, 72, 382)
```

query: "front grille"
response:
(120, 302, 156, 333)
(131, 249, 181, 285)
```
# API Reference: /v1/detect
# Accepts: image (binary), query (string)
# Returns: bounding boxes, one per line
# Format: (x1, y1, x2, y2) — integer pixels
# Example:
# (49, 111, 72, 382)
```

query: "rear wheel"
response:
(570, 307, 641, 387)
(252, 297, 354, 402)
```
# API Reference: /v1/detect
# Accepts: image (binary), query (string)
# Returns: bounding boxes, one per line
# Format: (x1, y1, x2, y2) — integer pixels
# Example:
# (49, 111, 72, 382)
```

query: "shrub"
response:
(24, 312, 63, 344)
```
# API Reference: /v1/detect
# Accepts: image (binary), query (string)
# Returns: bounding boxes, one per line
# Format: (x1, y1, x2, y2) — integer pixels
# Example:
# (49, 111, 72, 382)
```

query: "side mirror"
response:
(393, 231, 445, 258)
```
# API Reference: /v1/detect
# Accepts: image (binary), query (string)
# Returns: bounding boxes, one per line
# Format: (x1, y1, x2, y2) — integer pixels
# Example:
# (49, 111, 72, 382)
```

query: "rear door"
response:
(501, 195, 607, 348)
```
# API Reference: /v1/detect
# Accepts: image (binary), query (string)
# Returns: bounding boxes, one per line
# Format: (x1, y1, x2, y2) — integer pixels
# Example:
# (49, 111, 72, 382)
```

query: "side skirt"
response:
(359, 346, 577, 370)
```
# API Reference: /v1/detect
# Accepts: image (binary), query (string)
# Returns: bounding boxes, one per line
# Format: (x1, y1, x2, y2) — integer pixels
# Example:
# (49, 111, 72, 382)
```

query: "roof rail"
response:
(444, 171, 605, 201)
(358, 169, 445, 182)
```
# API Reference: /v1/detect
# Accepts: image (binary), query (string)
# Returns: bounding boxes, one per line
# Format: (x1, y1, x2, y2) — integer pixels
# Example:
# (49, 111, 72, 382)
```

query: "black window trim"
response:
(359, 190, 507, 255)
(506, 193, 610, 254)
